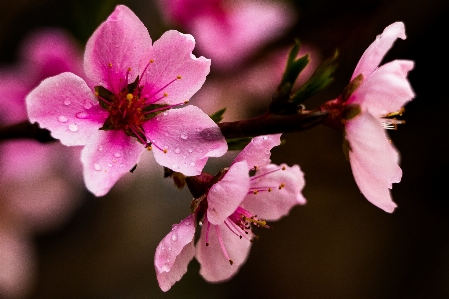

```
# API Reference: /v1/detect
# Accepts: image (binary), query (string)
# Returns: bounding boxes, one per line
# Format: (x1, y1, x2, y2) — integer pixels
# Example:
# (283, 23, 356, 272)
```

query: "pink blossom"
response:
(154, 135, 306, 291)
(0, 29, 83, 298)
(344, 22, 415, 212)
(26, 5, 227, 196)
(158, 0, 296, 70)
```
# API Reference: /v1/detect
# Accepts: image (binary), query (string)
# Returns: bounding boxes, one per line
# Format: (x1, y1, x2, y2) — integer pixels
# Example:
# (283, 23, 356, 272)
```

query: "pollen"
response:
(253, 190, 258, 195)
(229, 260, 234, 265)
(126, 93, 134, 101)
(184, 100, 189, 104)
(279, 183, 285, 190)
(127, 67, 132, 72)
(163, 149, 168, 153)
(149, 59, 154, 63)
(177, 75, 182, 79)
(268, 188, 272, 192)
(281, 166, 286, 170)
(108, 63, 112, 68)
(163, 93, 168, 97)
(147, 145, 152, 151)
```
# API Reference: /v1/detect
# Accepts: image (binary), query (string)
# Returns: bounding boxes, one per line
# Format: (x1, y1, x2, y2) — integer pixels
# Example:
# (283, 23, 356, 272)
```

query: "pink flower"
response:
(0, 29, 83, 299)
(158, 0, 296, 70)
(343, 22, 415, 212)
(26, 5, 227, 196)
(154, 135, 306, 291)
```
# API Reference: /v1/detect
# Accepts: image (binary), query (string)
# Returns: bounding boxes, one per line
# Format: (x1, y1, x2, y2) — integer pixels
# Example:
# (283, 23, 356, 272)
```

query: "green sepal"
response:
(342, 104, 362, 121)
(125, 76, 140, 94)
(209, 108, 226, 123)
(341, 74, 363, 102)
(290, 50, 338, 106)
(99, 116, 115, 131)
(95, 86, 116, 110)
(226, 137, 252, 150)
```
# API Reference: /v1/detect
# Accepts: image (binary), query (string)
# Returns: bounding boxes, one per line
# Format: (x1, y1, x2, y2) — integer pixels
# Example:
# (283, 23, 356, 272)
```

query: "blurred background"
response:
(0, 0, 448, 298)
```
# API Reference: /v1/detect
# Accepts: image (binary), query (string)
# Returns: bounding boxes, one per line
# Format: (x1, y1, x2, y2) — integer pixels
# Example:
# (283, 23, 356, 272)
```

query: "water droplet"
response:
(168, 246, 172, 251)
(63, 99, 71, 106)
(184, 221, 191, 226)
(263, 136, 268, 140)
(94, 163, 101, 171)
(199, 221, 203, 226)
(69, 123, 79, 132)
(172, 163, 179, 169)
(114, 152, 121, 158)
(112, 159, 117, 163)
(188, 149, 193, 153)
(84, 100, 92, 109)
(99, 146, 103, 151)
(76, 112, 88, 119)
(161, 264, 170, 272)
(58, 116, 68, 123)
(190, 162, 196, 167)
(174, 148, 181, 154)
(163, 111, 168, 116)
(171, 233, 178, 242)
(119, 164, 124, 167)
(180, 132, 188, 140)
(108, 163, 113, 167)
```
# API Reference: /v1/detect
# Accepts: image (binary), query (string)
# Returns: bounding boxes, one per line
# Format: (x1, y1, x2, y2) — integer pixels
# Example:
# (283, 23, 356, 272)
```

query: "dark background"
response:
(1, 0, 448, 298)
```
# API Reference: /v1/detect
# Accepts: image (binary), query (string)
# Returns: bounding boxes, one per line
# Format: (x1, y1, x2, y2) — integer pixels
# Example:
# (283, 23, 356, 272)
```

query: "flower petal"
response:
(207, 160, 250, 225)
(351, 22, 406, 80)
(26, 72, 106, 146)
(80, 130, 145, 196)
(242, 163, 306, 221)
(144, 105, 227, 176)
(140, 30, 210, 105)
(346, 112, 402, 212)
(196, 219, 252, 282)
(349, 60, 415, 116)
(84, 5, 152, 93)
(155, 215, 196, 292)
(232, 134, 281, 170)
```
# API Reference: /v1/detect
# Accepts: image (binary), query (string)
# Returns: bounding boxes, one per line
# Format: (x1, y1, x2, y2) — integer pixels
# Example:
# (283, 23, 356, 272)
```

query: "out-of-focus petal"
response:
(233, 134, 281, 170)
(155, 215, 196, 292)
(196, 219, 252, 282)
(80, 130, 145, 196)
(351, 22, 406, 80)
(242, 163, 306, 220)
(207, 161, 250, 225)
(144, 105, 227, 176)
(84, 5, 152, 92)
(346, 112, 401, 212)
(349, 60, 415, 116)
(140, 30, 210, 106)
(26, 72, 106, 146)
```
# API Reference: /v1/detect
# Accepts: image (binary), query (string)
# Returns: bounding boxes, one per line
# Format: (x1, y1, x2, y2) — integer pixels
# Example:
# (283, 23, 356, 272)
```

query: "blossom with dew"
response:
(158, 0, 296, 70)
(26, 5, 227, 196)
(154, 134, 306, 291)
(322, 22, 415, 212)
(0, 29, 84, 298)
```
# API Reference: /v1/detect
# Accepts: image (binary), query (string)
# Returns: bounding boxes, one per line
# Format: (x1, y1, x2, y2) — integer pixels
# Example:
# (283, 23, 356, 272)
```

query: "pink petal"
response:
(80, 130, 145, 196)
(0, 231, 35, 298)
(349, 60, 415, 116)
(190, 0, 295, 70)
(84, 5, 152, 93)
(196, 219, 252, 282)
(346, 112, 402, 212)
(233, 134, 281, 170)
(155, 215, 196, 292)
(144, 105, 227, 176)
(20, 29, 84, 81)
(0, 73, 29, 124)
(242, 163, 306, 221)
(26, 72, 107, 146)
(351, 22, 407, 80)
(207, 161, 250, 225)
(140, 30, 210, 106)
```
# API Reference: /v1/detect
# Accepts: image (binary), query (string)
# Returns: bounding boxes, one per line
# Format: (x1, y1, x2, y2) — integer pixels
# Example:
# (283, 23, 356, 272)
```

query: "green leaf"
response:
(290, 50, 338, 105)
(209, 108, 226, 123)
(226, 137, 252, 150)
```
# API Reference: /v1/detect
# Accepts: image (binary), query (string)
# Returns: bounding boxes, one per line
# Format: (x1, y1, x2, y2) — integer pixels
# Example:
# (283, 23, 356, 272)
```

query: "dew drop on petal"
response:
(168, 246, 172, 251)
(58, 116, 68, 123)
(161, 264, 170, 272)
(69, 123, 79, 132)
(84, 100, 92, 109)
(76, 112, 89, 119)
(114, 152, 121, 158)
(190, 162, 195, 167)
(180, 132, 188, 140)
(94, 163, 101, 171)
(171, 233, 178, 242)
(263, 136, 268, 140)
(119, 164, 124, 167)
(172, 164, 179, 169)
(108, 163, 113, 167)
(174, 148, 181, 154)
(163, 111, 168, 116)
(63, 99, 71, 106)
(188, 149, 193, 153)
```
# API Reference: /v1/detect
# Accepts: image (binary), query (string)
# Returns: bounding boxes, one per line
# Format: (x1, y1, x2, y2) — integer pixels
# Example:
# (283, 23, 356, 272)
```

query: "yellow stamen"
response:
(126, 93, 134, 101)
(177, 75, 182, 79)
